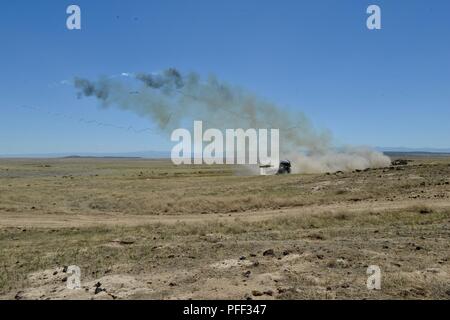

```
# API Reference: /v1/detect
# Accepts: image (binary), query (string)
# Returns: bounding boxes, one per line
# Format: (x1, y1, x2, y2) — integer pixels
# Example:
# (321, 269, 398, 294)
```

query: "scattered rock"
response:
(263, 290, 274, 296)
(277, 288, 286, 294)
(425, 268, 441, 274)
(336, 258, 349, 268)
(210, 258, 253, 269)
(392, 159, 409, 166)
(252, 290, 263, 297)
(94, 287, 105, 295)
(307, 233, 325, 240)
(263, 249, 275, 257)
(242, 271, 251, 278)
(14, 291, 24, 300)
(113, 239, 135, 245)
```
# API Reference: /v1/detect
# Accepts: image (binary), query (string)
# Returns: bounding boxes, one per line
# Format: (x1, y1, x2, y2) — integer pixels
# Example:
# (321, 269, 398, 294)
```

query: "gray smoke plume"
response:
(74, 68, 390, 173)
(136, 68, 184, 90)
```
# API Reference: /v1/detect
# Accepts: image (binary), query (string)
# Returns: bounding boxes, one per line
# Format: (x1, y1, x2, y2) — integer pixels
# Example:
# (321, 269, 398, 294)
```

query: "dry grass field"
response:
(0, 156, 449, 299)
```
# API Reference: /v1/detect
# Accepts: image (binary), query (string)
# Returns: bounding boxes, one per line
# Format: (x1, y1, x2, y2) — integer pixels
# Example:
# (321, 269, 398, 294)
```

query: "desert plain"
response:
(0, 155, 449, 299)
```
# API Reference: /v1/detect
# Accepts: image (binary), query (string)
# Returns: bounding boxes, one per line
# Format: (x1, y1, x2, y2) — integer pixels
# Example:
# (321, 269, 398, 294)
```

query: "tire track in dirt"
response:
(1, 199, 449, 229)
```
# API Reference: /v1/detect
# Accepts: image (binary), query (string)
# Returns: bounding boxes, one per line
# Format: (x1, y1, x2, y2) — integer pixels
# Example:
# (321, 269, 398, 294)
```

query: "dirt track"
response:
(1, 199, 450, 229)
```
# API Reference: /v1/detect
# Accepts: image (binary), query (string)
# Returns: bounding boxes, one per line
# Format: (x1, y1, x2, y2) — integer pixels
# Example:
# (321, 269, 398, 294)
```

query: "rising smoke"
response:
(73, 68, 390, 173)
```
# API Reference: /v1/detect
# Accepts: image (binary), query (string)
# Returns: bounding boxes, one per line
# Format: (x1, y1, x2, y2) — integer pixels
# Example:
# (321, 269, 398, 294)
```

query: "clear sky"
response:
(1, 0, 449, 154)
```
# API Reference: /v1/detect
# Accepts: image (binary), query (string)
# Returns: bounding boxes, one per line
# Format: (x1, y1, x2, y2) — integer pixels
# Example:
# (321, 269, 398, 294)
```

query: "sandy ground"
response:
(0, 156, 449, 299)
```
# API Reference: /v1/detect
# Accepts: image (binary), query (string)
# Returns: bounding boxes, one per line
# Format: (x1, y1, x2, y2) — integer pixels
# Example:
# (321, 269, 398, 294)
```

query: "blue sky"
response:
(1, 0, 449, 154)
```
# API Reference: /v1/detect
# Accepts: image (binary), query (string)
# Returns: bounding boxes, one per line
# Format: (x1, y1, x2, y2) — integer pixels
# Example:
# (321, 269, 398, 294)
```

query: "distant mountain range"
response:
(376, 147, 450, 153)
(1, 148, 450, 158)
(0, 151, 171, 159)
